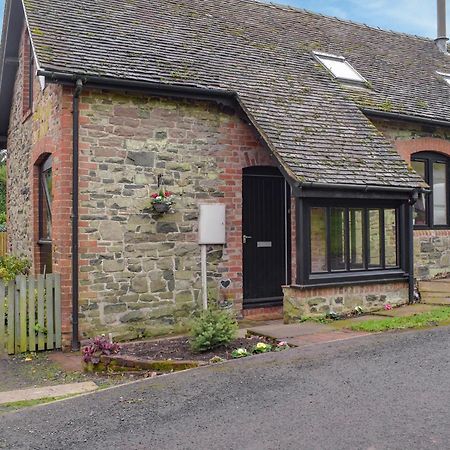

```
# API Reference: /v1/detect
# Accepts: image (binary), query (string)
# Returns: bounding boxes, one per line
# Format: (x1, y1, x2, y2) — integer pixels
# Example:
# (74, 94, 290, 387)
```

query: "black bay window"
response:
(300, 199, 407, 285)
(411, 152, 449, 228)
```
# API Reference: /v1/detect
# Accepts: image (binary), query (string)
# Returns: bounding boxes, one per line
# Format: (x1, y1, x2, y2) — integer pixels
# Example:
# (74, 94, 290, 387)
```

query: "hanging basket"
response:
(153, 203, 171, 213)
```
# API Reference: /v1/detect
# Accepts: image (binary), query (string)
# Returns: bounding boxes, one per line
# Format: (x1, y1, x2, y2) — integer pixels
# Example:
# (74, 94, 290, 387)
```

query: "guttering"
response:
(361, 108, 450, 129)
(36, 70, 236, 103)
(72, 78, 83, 352)
(296, 181, 427, 194)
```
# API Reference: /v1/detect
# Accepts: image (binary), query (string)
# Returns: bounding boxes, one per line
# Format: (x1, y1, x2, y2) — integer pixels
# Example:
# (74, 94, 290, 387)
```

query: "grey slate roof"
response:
(22, 0, 446, 189)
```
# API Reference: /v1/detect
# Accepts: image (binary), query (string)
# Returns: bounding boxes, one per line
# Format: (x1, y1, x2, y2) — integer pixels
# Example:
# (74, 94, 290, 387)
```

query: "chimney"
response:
(436, 0, 448, 52)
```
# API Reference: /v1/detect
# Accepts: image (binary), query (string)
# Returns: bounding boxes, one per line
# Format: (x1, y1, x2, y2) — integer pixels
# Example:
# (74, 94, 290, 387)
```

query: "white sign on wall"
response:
(198, 204, 226, 244)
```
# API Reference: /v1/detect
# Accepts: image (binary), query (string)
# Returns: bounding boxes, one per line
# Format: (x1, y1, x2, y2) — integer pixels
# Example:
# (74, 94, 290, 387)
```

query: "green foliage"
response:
(350, 307, 450, 332)
(0, 255, 31, 281)
(0, 163, 5, 222)
(33, 323, 48, 335)
(298, 314, 333, 324)
(251, 342, 272, 353)
(231, 341, 289, 358)
(190, 307, 238, 353)
(231, 348, 249, 358)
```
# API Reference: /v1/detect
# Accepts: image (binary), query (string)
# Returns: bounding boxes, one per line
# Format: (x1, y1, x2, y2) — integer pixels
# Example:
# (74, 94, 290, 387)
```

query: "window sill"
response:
(414, 225, 450, 230)
(293, 270, 408, 289)
(22, 109, 32, 123)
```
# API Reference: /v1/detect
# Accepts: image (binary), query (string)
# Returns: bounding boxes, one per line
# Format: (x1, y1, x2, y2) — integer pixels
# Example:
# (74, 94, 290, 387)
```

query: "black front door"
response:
(242, 166, 290, 308)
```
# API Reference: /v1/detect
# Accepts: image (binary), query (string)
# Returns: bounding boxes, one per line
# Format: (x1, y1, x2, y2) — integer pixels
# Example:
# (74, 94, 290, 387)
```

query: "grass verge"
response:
(349, 307, 450, 332)
(0, 394, 77, 414)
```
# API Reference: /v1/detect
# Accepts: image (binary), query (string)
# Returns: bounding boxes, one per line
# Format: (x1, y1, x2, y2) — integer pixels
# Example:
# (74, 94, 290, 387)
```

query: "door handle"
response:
(243, 235, 252, 244)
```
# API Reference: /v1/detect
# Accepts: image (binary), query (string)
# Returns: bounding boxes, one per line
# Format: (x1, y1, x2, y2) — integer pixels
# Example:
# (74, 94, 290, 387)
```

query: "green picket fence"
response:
(0, 274, 61, 355)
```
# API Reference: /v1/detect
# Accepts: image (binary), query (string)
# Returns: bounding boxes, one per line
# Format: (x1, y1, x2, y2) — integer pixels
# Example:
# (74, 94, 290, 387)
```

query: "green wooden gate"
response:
(0, 274, 62, 354)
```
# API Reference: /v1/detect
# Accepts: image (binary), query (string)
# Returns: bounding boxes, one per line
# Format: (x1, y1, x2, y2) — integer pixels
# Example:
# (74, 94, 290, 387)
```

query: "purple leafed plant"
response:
(82, 335, 121, 365)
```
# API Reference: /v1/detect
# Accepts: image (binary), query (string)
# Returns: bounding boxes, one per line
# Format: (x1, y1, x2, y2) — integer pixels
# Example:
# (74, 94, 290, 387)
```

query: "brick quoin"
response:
(30, 82, 75, 347)
(210, 120, 297, 313)
(21, 29, 32, 120)
(8, 25, 75, 347)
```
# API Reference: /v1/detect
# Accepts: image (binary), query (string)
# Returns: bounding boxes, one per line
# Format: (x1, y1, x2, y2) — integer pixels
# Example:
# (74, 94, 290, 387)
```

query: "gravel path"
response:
(1, 326, 449, 450)
(0, 354, 72, 393)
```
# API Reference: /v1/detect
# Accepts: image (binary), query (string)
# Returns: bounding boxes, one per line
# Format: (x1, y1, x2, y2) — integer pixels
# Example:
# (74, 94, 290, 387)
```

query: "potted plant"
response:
(150, 188, 175, 213)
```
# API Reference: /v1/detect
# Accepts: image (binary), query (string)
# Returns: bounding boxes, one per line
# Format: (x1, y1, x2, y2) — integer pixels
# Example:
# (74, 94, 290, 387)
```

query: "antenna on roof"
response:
(436, 0, 448, 53)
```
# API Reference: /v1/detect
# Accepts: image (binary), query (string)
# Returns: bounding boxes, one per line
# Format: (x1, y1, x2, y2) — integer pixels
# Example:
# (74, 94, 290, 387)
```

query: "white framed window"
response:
(436, 71, 450, 86)
(313, 52, 367, 84)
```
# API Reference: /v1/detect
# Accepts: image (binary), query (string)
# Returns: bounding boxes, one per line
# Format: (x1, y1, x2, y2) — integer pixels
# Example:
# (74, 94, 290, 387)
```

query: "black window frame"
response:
(299, 198, 408, 286)
(38, 155, 52, 243)
(411, 152, 450, 229)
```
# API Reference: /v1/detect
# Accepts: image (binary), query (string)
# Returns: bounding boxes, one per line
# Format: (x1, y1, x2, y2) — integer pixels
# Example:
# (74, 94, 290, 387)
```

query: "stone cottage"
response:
(1, 0, 450, 348)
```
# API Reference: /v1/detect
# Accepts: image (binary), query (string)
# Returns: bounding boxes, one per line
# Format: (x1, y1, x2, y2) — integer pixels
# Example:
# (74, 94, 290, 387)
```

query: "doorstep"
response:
(242, 305, 283, 321)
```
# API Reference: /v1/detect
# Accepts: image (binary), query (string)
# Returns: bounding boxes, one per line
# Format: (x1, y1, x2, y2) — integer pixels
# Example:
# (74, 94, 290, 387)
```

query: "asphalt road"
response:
(1, 327, 449, 450)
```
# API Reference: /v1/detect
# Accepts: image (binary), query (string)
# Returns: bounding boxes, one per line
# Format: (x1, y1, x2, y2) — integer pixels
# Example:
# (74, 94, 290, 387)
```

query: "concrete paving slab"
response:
(375, 304, 443, 318)
(237, 319, 283, 338)
(422, 297, 450, 306)
(286, 330, 369, 348)
(247, 322, 334, 340)
(48, 352, 84, 372)
(0, 381, 98, 405)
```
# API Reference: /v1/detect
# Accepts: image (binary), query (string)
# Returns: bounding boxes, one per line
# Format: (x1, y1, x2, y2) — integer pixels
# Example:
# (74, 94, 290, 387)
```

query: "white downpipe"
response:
(201, 244, 208, 310)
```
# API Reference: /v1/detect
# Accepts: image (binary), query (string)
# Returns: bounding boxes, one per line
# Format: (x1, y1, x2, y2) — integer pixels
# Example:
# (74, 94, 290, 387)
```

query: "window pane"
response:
(41, 167, 52, 240)
(433, 162, 447, 225)
(349, 209, 364, 270)
(316, 55, 365, 82)
(384, 209, 398, 268)
(330, 208, 346, 271)
(310, 207, 327, 273)
(411, 160, 427, 226)
(368, 209, 381, 267)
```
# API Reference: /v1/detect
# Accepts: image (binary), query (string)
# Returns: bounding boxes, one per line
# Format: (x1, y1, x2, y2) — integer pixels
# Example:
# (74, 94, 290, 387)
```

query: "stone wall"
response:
(77, 90, 278, 340)
(283, 280, 409, 321)
(414, 229, 450, 280)
(372, 118, 450, 280)
(7, 28, 33, 259)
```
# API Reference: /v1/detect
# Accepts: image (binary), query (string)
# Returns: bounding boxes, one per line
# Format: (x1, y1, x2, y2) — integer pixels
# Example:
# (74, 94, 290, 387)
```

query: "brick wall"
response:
(76, 90, 288, 340)
(372, 118, 450, 280)
(7, 26, 74, 345)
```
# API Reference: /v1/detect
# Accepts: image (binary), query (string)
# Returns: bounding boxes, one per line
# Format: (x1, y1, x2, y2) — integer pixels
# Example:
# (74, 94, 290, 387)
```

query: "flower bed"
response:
(118, 336, 288, 362)
(83, 335, 291, 373)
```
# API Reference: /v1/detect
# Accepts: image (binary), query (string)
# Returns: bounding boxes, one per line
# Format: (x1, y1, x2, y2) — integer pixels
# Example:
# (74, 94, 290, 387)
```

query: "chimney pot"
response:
(436, 0, 448, 53)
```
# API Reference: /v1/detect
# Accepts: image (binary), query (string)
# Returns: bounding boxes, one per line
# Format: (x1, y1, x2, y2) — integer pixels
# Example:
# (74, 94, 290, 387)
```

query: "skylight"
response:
(437, 71, 450, 86)
(313, 52, 367, 84)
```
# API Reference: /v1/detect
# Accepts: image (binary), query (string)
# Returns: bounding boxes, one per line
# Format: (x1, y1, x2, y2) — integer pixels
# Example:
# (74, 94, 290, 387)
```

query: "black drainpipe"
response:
(408, 190, 419, 304)
(72, 79, 83, 351)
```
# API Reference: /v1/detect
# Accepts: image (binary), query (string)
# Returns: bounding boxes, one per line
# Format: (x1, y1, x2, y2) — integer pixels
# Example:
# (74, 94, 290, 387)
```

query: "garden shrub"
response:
(82, 335, 121, 365)
(0, 255, 31, 281)
(190, 307, 238, 353)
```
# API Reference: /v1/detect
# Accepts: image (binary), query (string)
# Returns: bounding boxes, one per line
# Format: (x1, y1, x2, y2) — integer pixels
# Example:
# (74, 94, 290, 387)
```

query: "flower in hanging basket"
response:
(149, 189, 175, 213)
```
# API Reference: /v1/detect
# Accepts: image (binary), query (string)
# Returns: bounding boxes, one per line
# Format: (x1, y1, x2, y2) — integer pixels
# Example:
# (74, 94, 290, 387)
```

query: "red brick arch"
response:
(395, 137, 450, 163)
